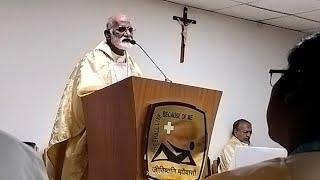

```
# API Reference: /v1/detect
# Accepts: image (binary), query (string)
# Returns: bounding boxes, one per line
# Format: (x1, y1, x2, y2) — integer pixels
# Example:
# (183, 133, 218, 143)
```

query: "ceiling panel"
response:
(216, 4, 284, 21)
(231, 0, 261, 3)
(166, 0, 320, 33)
(167, 0, 240, 11)
(304, 27, 320, 34)
(298, 10, 320, 21)
(251, 0, 320, 14)
(263, 16, 320, 31)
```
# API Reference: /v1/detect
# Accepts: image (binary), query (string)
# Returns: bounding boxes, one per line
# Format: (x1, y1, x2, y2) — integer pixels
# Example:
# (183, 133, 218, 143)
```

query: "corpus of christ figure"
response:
(173, 7, 196, 63)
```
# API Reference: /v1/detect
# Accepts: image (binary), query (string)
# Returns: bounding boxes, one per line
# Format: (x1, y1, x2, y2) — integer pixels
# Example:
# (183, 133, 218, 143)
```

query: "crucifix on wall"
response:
(173, 7, 196, 63)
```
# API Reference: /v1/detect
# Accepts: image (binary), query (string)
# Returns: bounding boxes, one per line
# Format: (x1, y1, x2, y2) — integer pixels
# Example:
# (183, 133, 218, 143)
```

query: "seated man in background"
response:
(0, 129, 48, 180)
(45, 13, 142, 180)
(210, 32, 320, 180)
(217, 119, 252, 173)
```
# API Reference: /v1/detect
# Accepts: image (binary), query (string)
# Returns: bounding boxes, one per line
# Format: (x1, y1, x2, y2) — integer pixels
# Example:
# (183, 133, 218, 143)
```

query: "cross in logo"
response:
(164, 122, 174, 134)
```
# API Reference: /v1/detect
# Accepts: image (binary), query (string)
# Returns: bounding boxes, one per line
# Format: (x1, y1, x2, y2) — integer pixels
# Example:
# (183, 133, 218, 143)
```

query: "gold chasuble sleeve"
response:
(45, 41, 142, 180)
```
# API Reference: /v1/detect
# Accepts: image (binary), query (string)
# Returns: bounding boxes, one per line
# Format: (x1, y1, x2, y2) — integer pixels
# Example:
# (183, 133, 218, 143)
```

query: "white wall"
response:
(0, 0, 301, 159)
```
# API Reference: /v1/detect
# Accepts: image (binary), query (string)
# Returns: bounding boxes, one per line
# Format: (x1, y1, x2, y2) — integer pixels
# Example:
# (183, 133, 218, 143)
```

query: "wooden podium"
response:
(82, 76, 222, 180)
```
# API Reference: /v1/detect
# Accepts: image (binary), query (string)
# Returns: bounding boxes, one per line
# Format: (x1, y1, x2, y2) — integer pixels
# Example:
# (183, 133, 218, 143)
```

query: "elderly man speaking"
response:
(45, 14, 143, 180)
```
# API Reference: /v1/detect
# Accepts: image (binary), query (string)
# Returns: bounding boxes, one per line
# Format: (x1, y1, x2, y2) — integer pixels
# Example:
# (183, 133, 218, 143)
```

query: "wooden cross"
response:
(173, 7, 196, 63)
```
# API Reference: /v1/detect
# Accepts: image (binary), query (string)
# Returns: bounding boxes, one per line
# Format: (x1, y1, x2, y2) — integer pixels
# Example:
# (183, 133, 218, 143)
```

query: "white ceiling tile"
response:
(167, 0, 240, 11)
(298, 10, 320, 21)
(216, 4, 283, 21)
(263, 16, 320, 31)
(231, 0, 261, 3)
(303, 27, 320, 34)
(251, 0, 320, 14)
(167, 0, 320, 32)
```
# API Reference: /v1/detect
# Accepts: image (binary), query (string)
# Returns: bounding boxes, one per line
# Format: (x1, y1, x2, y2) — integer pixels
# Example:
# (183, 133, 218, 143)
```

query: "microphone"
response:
(124, 39, 172, 83)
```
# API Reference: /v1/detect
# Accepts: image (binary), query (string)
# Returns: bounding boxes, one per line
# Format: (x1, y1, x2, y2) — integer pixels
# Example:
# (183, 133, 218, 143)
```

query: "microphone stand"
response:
(128, 39, 172, 83)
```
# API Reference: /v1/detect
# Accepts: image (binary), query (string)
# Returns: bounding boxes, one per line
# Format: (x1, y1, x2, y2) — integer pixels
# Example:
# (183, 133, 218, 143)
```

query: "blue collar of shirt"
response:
(290, 140, 320, 155)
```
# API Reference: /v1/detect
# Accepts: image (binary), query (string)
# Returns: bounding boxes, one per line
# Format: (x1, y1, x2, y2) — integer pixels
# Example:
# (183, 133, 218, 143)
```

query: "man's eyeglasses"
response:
(269, 69, 288, 87)
(115, 26, 134, 34)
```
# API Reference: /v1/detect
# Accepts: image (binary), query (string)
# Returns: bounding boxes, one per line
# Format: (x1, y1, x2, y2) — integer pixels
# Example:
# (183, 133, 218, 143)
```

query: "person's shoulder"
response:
(211, 157, 287, 180)
(0, 129, 42, 161)
(223, 136, 238, 147)
(286, 152, 320, 173)
(81, 42, 111, 64)
(81, 49, 98, 62)
(0, 129, 25, 149)
(0, 130, 49, 180)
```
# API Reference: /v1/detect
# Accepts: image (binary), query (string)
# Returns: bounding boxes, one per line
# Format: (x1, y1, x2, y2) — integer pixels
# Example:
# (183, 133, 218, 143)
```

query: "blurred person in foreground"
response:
(0, 129, 49, 180)
(209, 32, 320, 180)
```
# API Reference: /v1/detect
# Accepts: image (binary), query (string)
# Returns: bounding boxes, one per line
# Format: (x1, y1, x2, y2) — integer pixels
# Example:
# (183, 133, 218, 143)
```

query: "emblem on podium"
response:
(144, 102, 207, 180)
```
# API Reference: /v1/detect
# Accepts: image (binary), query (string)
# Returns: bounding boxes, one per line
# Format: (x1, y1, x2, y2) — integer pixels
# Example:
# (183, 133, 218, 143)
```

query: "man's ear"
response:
(233, 129, 237, 136)
(104, 29, 111, 39)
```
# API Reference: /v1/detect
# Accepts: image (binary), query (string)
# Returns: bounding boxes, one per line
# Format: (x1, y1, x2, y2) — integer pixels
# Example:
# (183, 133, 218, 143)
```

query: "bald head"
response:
(106, 14, 131, 31)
